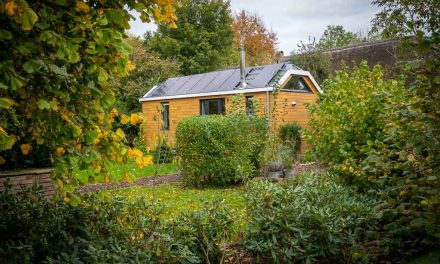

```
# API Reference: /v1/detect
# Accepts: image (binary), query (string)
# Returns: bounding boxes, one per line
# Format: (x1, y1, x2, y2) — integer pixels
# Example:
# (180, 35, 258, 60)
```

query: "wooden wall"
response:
(141, 76, 319, 149)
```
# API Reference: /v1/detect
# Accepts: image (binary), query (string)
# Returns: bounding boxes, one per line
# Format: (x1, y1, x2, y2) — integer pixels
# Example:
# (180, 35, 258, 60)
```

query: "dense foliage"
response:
(112, 37, 179, 113)
(306, 0, 440, 253)
(150, 0, 234, 75)
(318, 25, 360, 49)
(0, 0, 176, 200)
(368, 0, 440, 252)
(306, 62, 406, 184)
(176, 114, 268, 187)
(232, 10, 277, 66)
(153, 141, 174, 164)
(290, 37, 332, 84)
(242, 173, 378, 263)
(0, 187, 233, 263)
(279, 122, 302, 159)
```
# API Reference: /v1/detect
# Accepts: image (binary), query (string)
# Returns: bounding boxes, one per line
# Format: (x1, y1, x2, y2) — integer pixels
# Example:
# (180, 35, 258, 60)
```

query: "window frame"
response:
(245, 96, 254, 116)
(161, 102, 170, 131)
(200, 98, 225, 115)
(281, 75, 313, 93)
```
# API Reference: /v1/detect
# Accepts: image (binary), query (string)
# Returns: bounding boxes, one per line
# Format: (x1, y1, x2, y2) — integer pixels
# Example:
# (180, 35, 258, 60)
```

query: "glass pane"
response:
(246, 96, 254, 116)
(200, 98, 224, 115)
(283, 76, 312, 92)
(209, 100, 219, 115)
(161, 102, 169, 130)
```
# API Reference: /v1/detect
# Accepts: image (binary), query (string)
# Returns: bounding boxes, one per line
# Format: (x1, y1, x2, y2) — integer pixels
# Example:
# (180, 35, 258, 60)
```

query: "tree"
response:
(367, 0, 440, 243)
(0, 0, 176, 203)
(150, 0, 234, 75)
(371, 0, 440, 38)
(318, 25, 360, 49)
(290, 37, 332, 84)
(232, 10, 277, 66)
(112, 36, 179, 114)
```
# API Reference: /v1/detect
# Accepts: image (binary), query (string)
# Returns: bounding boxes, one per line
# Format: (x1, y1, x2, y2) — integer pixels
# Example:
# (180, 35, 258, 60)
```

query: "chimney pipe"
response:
(238, 45, 247, 89)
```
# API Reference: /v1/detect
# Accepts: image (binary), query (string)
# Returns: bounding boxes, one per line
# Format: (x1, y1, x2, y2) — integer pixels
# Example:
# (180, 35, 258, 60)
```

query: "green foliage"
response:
(365, 0, 440, 251)
(150, 0, 234, 75)
(153, 141, 174, 164)
(112, 36, 179, 113)
(176, 114, 268, 187)
(290, 37, 332, 84)
(242, 172, 378, 263)
(0, 0, 177, 198)
(305, 61, 406, 184)
(318, 25, 361, 49)
(279, 122, 302, 159)
(0, 187, 233, 263)
(371, 0, 440, 39)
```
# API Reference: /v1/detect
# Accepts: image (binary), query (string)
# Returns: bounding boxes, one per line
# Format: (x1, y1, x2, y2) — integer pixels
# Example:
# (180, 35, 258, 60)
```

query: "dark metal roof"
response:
(143, 63, 302, 98)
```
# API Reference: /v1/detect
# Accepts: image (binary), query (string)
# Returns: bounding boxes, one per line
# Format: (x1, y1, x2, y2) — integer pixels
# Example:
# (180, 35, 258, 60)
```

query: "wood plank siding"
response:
(141, 76, 319, 149)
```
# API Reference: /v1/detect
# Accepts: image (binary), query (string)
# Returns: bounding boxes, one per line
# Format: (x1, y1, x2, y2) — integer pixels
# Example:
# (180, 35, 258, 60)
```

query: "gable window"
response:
(282, 76, 312, 92)
(200, 98, 225, 115)
(246, 96, 254, 116)
(161, 102, 170, 130)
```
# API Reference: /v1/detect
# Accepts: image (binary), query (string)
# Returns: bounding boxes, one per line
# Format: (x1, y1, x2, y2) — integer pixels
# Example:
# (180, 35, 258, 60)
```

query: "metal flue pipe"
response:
(238, 45, 247, 89)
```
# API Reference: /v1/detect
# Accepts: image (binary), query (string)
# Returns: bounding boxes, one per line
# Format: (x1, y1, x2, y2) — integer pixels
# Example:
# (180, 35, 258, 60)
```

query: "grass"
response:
(74, 162, 178, 184)
(105, 183, 245, 218)
(104, 183, 247, 239)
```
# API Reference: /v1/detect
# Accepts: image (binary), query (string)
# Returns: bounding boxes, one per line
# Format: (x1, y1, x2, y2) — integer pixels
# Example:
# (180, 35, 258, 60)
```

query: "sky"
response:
(128, 0, 380, 54)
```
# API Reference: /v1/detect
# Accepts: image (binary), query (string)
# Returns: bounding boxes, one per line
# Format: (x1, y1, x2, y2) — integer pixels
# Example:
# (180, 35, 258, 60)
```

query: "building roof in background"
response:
(142, 63, 302, 99)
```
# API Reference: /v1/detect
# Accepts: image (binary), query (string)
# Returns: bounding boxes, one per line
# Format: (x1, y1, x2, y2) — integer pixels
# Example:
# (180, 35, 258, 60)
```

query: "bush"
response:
(176, 114, 268, 187)
(242, 172, 378, 263)
(279, 122, 302, 158)
(305, 61, 405, 184)
(153, 141, 174, 164)
(0, 187, 233, 263)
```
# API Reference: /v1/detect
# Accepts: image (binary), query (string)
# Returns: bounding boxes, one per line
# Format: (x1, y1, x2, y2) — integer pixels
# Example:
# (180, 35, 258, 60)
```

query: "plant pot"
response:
(283, 169, 296, 178)
(267, 161, 284, 172)
(266, 171, 284, 179)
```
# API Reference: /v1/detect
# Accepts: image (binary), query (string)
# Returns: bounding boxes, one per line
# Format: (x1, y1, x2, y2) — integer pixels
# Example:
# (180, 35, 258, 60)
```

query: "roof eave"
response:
(139, 87, 274, 102)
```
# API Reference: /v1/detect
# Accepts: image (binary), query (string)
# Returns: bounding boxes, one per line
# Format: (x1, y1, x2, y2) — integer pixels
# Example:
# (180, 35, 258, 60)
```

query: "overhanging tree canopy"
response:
(0, 0, 177, 203)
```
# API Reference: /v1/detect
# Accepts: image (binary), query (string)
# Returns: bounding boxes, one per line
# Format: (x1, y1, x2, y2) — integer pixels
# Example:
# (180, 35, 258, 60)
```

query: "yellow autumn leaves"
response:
(118, 112, 143, 126)
(75, 1, 90, 13)
(127, 147, 153, 168)
(3, 0, 38, 30)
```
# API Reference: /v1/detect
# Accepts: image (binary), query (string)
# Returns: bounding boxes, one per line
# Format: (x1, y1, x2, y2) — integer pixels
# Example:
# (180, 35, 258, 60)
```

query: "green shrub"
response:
(153, 141, 174, 164)
(242, 172, 378, 263)
(305, 61, 405, 184)
(279, 122, 302, 158)
(176, 114, 268, 187)
(0, 187, 233, 263)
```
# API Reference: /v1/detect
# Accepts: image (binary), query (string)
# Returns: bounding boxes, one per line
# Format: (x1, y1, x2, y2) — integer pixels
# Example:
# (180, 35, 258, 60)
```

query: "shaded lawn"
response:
(105, 183, 245, 218)
(74, 162, 178, 184)
(104, 183, 247, 238)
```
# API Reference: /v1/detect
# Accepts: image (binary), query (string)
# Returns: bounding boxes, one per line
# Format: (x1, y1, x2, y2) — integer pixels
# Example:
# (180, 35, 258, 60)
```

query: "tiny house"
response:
(139, 59, 322, 148)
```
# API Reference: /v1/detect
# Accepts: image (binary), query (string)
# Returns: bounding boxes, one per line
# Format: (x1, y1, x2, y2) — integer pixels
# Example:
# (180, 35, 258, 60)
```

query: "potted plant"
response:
(278, 146, 296, 178)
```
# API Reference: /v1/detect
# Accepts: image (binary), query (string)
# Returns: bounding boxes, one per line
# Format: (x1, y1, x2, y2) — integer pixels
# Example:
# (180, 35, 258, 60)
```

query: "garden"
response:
(1, 0, 439, 263)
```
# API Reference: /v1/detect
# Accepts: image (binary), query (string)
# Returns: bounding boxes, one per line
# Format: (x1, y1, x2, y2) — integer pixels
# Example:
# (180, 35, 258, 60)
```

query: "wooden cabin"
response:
(139, 62, 322, 149)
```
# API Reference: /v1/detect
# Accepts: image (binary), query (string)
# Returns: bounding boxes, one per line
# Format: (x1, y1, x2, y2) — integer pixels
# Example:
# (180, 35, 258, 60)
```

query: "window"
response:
(282, 76, 312, 92)
(200, 98, 225, 115)
(161, 102, 169, 130)
(246, 96, 254, 116)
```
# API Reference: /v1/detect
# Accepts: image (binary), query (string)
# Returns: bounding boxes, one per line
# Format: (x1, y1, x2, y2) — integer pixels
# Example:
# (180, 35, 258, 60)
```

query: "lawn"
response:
(101, 183, 247, 239)
(105, 183, 245, 218)
(74, 162, 178, 184)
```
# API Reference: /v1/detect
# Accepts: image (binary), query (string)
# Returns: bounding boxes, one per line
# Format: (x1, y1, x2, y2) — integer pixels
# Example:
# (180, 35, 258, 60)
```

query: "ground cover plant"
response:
(242, 172, 379, 263)
(0, 186, 235, 263)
